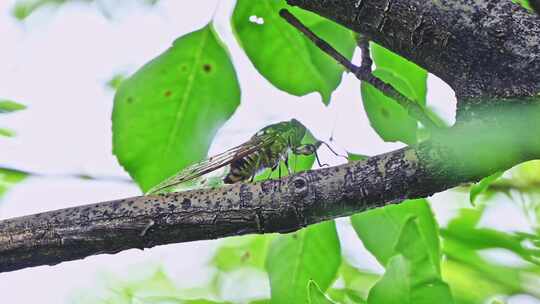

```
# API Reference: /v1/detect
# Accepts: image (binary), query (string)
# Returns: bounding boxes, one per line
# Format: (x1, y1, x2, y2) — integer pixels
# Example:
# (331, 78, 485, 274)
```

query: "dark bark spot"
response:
(203, 64, 212, 73)
(164, 90, 172, 97)
(293, 177, 306, 189)
(181, 198, 191, 209)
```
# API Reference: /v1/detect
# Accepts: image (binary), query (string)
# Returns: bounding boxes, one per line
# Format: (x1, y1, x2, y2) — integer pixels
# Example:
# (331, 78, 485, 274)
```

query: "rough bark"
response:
(1, 0, 540, 273)
(287, 0, 540, 109)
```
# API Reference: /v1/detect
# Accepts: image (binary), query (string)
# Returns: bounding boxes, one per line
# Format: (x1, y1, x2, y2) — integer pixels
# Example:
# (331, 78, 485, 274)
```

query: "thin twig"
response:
(357, 35, 372, 73)
(279, 9, 440, 130)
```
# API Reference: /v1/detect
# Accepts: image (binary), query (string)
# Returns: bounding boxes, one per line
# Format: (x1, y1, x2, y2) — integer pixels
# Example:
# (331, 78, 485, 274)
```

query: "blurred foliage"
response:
(232, 0, 355, 105)
(1, 99, 27, 198)
(74, 267, 232, 304)
(442, 207, 540, 303)
(0, 128, 16, 137)
(212, 235, 272, 273)
(367, 218, 453, 303)
(0, 100, 26, 113)
(0, 167, 28, 200)
(352, 199, 453, 303)
(11, 0, 160, 20)
(0, 99, 25, 138)
(352, 199, 441, 270)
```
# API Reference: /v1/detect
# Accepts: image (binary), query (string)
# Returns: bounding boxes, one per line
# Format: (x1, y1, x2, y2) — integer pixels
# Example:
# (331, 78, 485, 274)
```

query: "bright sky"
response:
(0, 1, 537, 303)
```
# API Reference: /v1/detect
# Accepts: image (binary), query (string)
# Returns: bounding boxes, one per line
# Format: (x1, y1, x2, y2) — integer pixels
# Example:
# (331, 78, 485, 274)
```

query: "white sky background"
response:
(0, 1, 538, 303)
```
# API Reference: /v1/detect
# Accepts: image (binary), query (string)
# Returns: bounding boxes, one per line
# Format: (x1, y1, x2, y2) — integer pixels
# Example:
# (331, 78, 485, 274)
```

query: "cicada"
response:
(147, 119, 330, 194)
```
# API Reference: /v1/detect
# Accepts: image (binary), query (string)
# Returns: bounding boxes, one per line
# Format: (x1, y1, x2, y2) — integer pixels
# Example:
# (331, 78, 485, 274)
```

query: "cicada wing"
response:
(146, 133, 276, 194)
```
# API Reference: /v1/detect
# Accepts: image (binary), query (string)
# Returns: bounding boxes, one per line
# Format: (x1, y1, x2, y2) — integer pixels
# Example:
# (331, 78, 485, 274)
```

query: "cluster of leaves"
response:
(11, 0, 160, 20)
(0, 100, 28, 201)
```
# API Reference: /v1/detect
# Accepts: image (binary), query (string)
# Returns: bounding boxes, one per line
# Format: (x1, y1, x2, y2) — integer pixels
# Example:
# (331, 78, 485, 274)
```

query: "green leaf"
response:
(514, 159, 540, 184)
(0, 128, 16, 137)
(370, 44, 428, 102)
(326, 261, 378, 303)
(266, 221, 341, 304)
(308, 280, 337, 304)
(361, 43, 427, 145)
(112, 24, 240, 192)
(0, 167, 28, 199)
(232, 0, 355, 104)
(469, 171, 503, 206)
(367, 218, 454, 304)
(351, 199, 441, 273)
(442, 207, 540, 267)
(212, 235, 273, 272)
(0, 100, 26, 113)
(338, 261, 379, 300)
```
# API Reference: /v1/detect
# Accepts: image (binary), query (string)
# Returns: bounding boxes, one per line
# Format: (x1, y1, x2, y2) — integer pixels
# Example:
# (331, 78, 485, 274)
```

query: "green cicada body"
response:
(224, 119, 307, 183)
(147, 119, 321, 194)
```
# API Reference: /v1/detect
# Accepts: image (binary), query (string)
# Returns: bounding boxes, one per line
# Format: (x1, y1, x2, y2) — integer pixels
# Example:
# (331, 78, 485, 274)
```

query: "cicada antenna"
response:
(329, 111, 338, 143)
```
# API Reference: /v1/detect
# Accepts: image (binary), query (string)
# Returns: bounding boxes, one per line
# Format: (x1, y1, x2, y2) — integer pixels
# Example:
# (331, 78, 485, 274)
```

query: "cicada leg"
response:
(249, 157, 263, 183)
(284, 154, 291, 175)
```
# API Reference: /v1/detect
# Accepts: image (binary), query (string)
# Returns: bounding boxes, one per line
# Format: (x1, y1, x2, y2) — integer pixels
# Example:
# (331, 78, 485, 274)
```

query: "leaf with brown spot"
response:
(113, 24, 240, 192)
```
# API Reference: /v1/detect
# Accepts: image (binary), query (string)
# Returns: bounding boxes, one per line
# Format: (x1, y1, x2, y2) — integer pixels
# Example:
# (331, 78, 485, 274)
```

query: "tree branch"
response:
(286, 0, 540, 106)
(1, 101, 540, 273)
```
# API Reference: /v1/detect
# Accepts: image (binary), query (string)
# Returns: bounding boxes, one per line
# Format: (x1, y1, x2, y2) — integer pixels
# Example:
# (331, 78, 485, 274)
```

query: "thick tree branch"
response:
(1, 102, 540, 273)
(287, 0, 540, 105)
